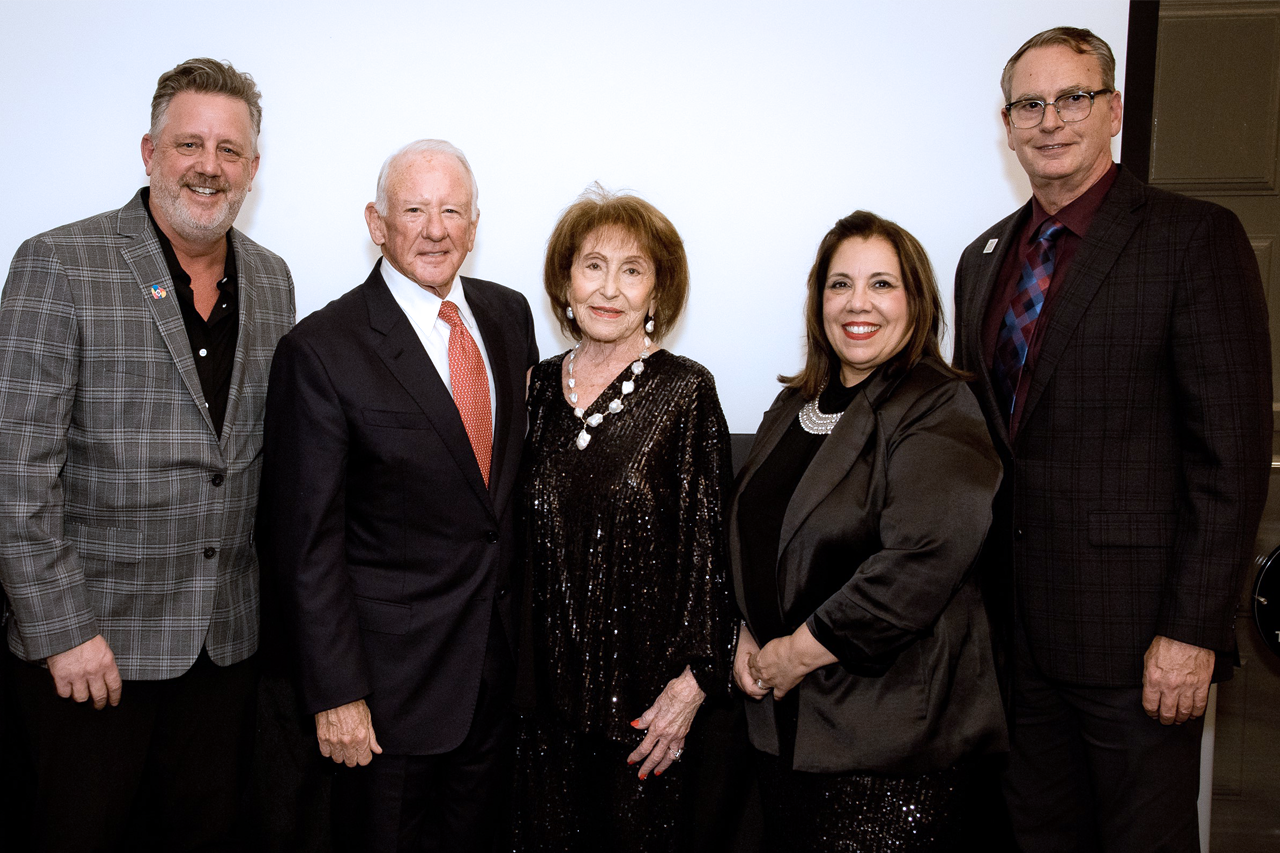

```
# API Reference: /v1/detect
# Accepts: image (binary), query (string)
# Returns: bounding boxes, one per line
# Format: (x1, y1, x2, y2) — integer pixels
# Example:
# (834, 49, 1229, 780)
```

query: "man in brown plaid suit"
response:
(0, 59, 294, 850)
(953, 27, 1271, 852)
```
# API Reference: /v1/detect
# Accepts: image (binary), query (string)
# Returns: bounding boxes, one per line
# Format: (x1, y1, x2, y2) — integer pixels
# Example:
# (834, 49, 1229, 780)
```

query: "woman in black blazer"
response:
(731, 211, 1006, 851)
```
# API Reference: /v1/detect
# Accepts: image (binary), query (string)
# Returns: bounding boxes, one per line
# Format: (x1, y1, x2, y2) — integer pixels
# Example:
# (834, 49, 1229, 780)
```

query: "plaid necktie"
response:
(438, 301, 492, 486)
(992, 219, 1066, 418)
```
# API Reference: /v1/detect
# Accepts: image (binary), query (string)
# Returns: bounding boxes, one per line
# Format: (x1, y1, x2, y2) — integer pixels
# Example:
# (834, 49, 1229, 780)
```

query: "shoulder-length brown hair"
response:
(544, 184, 689, 341)
(782, 210, 961, 397)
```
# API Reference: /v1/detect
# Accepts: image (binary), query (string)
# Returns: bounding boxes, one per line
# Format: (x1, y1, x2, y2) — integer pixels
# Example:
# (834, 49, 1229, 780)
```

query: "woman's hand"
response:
(734, 623, 770, 700)
(627, 666, 705, 779)
(748, 623, 838, 700)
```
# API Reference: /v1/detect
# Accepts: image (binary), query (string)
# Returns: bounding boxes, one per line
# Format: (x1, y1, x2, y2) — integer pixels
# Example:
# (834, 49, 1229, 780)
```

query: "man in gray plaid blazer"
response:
(953, 27, 1271, 852)
(0, 59, 294, 850)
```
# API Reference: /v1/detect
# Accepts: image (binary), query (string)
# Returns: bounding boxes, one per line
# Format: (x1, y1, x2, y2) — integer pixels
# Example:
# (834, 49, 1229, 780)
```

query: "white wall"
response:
(0, 0, 1128, 431)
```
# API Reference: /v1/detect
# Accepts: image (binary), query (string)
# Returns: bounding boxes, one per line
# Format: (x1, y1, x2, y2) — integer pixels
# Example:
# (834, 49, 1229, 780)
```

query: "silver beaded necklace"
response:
(565, 336, 651, 450)
(798, 397, 842, 434)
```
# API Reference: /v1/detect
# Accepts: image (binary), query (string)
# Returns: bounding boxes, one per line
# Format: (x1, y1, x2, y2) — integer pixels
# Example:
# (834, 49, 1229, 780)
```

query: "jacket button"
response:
(203, 547, 217, 559)
(484, 531, 499, 544)
(496, 587, 508, 600)
(211, 474, 225, 487)
(1014, 528, 1025, 540)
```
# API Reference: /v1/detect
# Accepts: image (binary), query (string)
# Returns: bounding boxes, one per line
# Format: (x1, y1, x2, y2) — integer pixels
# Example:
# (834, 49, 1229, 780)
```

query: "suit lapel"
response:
(729, 389, 805, 618)
(363, 264, 494, 514)
(464, 277, 517, 516)
(116, 196, 219, 439)
(736, 392, 805, 493)
(1017, 171, 1144, 438)
(963, 209, 1027, 454)
(777, 373, 895, 559)
(219, 229, 255, 454)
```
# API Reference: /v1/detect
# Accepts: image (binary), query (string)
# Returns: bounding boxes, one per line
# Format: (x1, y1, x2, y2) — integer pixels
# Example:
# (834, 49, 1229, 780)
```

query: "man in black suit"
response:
(953, 27, 1271, 852)
(259, 139, 538, 852)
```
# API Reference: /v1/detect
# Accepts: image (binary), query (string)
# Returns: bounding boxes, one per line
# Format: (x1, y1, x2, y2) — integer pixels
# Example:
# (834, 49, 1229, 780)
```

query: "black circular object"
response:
(1253, 544, 1280, 658)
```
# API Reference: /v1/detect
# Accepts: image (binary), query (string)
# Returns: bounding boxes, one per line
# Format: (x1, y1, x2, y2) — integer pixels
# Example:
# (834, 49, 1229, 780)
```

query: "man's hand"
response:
(47, 634, 121, 709)
(1142, 635, 1214, 725)
(316, 699, 382, 767)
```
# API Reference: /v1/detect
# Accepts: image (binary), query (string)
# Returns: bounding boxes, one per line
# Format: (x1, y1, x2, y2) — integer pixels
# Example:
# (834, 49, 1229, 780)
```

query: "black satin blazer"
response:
(730, 357, 1007, 774)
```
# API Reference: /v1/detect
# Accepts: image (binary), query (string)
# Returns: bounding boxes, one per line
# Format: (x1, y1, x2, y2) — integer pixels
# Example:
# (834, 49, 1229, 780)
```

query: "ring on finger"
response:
(670, 747, 683, 760)
(756, 678, 764, 689)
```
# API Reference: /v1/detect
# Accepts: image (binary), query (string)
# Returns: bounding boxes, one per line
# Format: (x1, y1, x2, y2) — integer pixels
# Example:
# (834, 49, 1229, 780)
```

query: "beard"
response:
(149, 172, 250, 244)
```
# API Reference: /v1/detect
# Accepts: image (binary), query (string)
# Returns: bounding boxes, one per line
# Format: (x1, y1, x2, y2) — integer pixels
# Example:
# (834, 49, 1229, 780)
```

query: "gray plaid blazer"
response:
(0, 189, 295, 679)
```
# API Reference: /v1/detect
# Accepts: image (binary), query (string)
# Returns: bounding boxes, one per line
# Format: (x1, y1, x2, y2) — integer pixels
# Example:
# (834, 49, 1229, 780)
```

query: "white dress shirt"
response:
(381, 260, 497, 429)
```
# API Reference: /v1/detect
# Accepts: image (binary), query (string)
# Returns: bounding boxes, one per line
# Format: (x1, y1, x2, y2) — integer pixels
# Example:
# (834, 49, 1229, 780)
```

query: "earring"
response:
(566, 306, 574, 320)
(644, 314, 655, 334)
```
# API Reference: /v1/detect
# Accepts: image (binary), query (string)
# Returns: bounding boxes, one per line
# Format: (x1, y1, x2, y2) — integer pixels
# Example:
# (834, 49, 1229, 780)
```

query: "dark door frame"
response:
(1122, 1, 1161, 180)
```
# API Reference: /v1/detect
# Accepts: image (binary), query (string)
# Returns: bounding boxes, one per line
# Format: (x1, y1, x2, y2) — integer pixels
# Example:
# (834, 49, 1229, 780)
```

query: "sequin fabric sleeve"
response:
(521, 350, 734, 744)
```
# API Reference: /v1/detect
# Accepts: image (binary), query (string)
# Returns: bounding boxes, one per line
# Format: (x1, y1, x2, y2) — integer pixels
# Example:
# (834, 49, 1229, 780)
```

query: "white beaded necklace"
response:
(565, 336, 651, 450)
(798, 397, 842, 434)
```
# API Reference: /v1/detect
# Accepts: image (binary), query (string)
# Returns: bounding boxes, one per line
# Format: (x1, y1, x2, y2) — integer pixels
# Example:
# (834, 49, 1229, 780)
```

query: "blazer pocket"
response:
(1087, 511, 1176, 547)
(65, 522, 141, 564)
(354, 596, 411, 635)
(361, 409, 431, 430)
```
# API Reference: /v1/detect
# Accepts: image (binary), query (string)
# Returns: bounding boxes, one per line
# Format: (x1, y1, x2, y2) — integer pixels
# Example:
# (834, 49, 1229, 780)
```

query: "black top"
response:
(143, 189, 239, 436)
(521, 349, 735, 743)
(737, 373, 864, 645)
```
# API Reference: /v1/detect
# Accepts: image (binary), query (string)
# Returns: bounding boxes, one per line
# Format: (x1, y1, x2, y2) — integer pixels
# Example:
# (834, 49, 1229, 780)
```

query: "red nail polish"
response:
(630, 720, 640, 727)
(639, 773, 647, 780)
(654, 769, 663, 776)
(627, 759, 635, 765)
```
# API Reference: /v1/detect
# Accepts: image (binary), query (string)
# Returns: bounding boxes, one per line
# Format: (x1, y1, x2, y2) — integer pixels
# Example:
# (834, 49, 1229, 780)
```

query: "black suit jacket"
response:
(259, 262, 538, 754)
(730, 358, 1007, 774)
(954, 166, 1272, 687)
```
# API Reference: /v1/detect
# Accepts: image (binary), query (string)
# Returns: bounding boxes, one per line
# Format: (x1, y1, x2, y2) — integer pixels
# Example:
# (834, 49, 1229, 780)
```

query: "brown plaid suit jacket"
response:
(0, 189, 295, 679)
(953, 166, 1272, 687)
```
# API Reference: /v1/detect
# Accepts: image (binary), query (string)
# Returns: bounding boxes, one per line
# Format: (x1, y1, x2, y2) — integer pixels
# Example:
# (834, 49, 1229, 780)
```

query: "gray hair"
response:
(1001, 26, 1117, 104)
(374, 139, 479, 221)
(151, 58, 262, 152)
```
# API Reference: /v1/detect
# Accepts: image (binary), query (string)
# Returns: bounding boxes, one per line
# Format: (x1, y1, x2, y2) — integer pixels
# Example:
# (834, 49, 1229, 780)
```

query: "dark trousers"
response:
(10, 647, 258, 852)
(330, 631, 515, 853)
(1004, 626, 1203, 853)
(248, 670, 335, 853)
(1, 642, 37, 852)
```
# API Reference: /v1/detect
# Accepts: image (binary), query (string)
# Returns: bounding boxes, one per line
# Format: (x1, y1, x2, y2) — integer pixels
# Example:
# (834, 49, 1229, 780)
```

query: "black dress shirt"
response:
(143, 189, 239, 436)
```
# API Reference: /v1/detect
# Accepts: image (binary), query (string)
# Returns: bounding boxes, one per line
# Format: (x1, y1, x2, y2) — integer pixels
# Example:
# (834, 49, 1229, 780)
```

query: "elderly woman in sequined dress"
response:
(731, 211, 1007, 851)
(509, 185, 733, 852)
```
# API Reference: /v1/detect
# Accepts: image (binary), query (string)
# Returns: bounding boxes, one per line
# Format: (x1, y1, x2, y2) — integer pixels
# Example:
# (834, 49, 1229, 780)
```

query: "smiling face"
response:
(365, 153, 478, 297)
(1003, 44, 1122, 210)
(141, 91, 259, 248)
(822, 235, 911, 386)
(568, 226, 656, 348)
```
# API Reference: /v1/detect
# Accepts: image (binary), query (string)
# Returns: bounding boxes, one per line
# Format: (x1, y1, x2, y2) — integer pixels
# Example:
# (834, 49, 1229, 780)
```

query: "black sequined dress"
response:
(510, 349, 734, 852)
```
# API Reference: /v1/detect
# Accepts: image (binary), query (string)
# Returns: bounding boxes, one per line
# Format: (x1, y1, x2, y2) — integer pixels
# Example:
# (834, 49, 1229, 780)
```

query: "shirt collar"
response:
(1028, 161, 1119, 241)
(379, 258, 477, 332)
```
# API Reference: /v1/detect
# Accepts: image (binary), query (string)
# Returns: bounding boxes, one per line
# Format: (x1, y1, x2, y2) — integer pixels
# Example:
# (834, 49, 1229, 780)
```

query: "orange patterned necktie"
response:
(437, 301, 492, 486)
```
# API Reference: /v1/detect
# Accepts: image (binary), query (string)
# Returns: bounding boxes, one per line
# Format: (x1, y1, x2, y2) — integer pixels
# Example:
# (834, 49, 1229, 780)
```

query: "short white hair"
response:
(374, 139, 479, 221)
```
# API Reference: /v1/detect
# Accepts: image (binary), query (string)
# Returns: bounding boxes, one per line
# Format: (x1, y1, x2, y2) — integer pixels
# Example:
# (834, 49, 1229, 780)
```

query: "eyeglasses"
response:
(1004, 89, 1113, 129)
